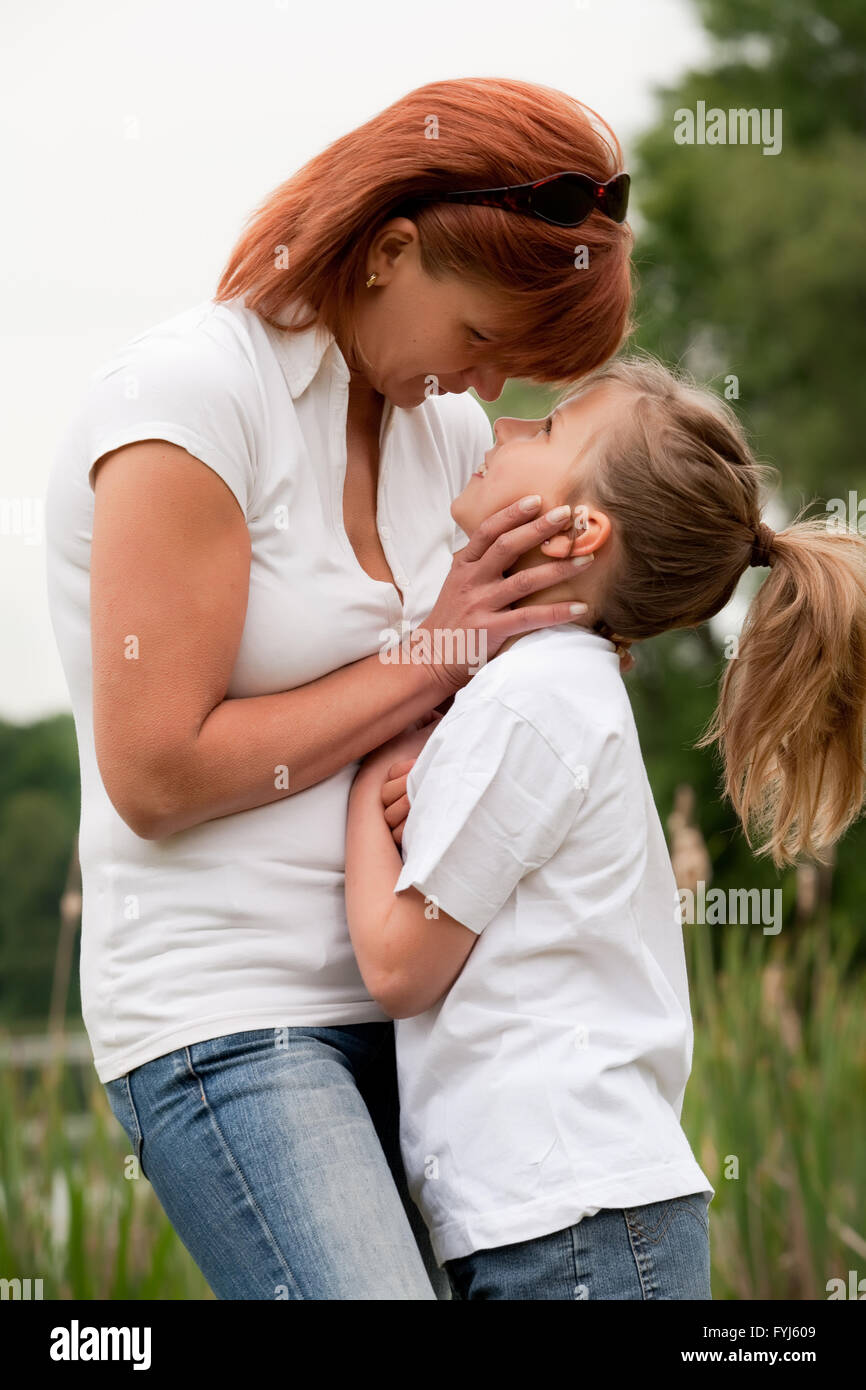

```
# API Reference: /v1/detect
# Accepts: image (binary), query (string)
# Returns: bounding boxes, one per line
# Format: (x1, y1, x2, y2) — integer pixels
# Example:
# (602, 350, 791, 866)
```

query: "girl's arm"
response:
(345, 731, 478, 1018)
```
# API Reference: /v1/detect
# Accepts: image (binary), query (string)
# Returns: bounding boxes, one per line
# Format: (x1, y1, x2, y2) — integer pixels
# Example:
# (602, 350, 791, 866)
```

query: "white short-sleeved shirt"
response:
(44, 293, 492, 1083)
(393, 623, 714, 1266)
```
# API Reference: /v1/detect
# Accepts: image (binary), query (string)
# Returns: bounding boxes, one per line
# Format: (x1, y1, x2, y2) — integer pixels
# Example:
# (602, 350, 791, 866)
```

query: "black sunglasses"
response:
(410, 171, 630, 228)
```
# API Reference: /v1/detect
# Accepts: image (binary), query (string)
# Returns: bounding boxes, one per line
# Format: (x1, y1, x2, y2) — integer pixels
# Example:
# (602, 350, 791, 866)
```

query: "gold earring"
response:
(366, 272, 378, 289)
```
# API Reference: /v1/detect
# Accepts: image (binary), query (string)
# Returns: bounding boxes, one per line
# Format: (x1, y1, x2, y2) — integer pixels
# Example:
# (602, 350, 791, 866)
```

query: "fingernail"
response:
(570, 603, 588, 614)
(519, 494, 542, 512)
(546, 504, 571, 522)
(570, 555, 594, 566)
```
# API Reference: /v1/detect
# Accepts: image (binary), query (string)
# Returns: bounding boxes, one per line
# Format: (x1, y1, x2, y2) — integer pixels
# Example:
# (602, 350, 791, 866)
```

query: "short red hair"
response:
(215, 77, 633, 385)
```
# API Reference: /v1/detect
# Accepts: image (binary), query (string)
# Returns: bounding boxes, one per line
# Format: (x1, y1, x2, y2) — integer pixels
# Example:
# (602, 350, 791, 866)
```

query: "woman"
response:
(44, 76, 633, 1300)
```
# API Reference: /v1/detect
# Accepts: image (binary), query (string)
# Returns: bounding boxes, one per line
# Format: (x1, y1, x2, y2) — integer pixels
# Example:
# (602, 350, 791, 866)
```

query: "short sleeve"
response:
(78, 324, 259, 517)
(393, 695, 585, 934)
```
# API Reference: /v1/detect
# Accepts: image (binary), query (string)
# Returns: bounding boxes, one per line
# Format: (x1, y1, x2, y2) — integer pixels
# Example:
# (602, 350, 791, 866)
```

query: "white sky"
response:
(1, 0, 710, 722)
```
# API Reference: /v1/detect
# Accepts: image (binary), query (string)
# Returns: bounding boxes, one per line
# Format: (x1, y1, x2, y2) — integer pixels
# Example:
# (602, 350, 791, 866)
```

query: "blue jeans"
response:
(445, 1193, 713, 1300)
(103, 1024, 449, 1300)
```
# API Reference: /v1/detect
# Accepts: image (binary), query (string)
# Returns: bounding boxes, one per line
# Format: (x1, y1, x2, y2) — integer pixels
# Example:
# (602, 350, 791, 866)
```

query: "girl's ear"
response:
(540, 531, 574, 558)
(541, 505, 601, 559)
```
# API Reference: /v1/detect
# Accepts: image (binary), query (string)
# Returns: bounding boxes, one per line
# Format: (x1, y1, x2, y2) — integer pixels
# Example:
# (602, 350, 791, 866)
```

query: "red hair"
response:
(215, 77, 633, 384)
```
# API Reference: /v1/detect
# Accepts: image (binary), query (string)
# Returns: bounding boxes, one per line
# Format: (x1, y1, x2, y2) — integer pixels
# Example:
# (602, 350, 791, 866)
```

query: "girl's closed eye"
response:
(543, 415, 553, 435)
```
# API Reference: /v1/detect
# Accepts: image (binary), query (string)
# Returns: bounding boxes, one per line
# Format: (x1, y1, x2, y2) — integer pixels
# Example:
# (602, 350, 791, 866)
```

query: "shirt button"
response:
(380, 525, 391, 539)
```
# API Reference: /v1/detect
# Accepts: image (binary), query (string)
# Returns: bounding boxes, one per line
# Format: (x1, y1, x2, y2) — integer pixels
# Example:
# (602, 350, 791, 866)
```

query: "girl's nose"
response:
(493, 416, 533, 445)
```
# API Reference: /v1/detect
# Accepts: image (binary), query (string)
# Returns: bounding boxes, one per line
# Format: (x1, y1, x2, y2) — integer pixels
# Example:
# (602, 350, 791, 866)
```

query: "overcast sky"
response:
(1, 0, 711, 722)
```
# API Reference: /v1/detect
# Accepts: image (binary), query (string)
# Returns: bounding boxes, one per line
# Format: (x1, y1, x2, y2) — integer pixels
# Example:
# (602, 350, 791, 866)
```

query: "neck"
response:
(337, 322, 377, 393)
(497, 624, 580, 659)
(348, 374, 384, 423)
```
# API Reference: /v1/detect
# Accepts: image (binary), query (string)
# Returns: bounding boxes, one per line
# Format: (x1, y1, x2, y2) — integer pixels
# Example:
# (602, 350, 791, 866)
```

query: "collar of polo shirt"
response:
(264, 294, 345, 399)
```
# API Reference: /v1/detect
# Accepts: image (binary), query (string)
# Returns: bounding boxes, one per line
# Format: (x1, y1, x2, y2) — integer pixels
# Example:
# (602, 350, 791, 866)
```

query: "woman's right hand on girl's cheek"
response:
(414, 497, 590, 695)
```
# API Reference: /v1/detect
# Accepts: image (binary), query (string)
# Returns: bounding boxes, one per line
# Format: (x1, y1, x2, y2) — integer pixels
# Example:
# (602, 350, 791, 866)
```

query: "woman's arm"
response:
(345, 732, 478, 1018)
(91, 441, 584, 839)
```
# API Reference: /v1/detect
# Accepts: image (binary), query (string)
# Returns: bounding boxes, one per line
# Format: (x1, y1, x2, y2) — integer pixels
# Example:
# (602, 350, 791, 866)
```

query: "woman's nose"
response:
(468, 367, 508, 402)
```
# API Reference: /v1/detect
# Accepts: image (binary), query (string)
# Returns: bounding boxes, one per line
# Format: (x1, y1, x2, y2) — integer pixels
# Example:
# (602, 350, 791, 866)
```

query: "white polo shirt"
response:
(393, 623, 714, 1266)
(44, 293, 492, 1083)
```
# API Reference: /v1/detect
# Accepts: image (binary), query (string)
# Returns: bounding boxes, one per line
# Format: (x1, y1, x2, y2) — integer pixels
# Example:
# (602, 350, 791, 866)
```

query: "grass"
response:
(682, 912, 866, 1300)
(0, 1057, 212, 1299)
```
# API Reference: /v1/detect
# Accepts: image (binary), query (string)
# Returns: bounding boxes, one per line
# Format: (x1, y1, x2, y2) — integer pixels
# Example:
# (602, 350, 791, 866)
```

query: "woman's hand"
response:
(412, 497, 593, 696)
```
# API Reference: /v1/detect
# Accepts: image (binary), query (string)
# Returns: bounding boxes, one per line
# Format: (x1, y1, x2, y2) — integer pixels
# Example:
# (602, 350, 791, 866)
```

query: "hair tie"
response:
(750, 521, 776, 568)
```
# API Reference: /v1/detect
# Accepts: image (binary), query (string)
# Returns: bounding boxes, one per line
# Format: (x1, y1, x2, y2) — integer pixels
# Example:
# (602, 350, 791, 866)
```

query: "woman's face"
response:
(348, 218, 514, 408)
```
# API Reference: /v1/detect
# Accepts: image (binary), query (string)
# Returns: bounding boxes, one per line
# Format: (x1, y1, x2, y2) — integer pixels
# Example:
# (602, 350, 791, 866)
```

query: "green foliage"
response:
(635, 122, 866, 503)
(0, 1060, 212, 1299)
(633, 0, 866, 504)
(692, 0, 866, 146)
(0, 717, 80, 1025)
(683, 911, 866, 1298)
(0, 714, 80, 809)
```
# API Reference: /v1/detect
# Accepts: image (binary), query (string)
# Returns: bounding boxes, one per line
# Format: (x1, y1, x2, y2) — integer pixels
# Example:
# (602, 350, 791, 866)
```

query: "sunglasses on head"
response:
(410, 170, 630, 228)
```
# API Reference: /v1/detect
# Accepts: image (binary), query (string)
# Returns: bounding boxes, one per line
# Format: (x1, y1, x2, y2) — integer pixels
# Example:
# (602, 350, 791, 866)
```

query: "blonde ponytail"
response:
(696, 516, 866, 867)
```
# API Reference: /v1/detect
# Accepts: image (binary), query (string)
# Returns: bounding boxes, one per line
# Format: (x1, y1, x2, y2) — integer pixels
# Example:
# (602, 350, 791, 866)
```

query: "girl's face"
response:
(451, 382, 620, 545)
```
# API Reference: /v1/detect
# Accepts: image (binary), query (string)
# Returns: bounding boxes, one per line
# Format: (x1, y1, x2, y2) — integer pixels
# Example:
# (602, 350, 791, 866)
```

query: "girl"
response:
(345, 353, 866, 1300)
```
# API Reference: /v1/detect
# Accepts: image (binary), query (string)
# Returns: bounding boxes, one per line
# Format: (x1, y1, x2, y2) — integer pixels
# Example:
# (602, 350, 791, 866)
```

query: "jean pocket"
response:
(666, 1192, 710, 1236)
(104, 1074, 148, 1181)
(626, 1192, 709, 1243)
